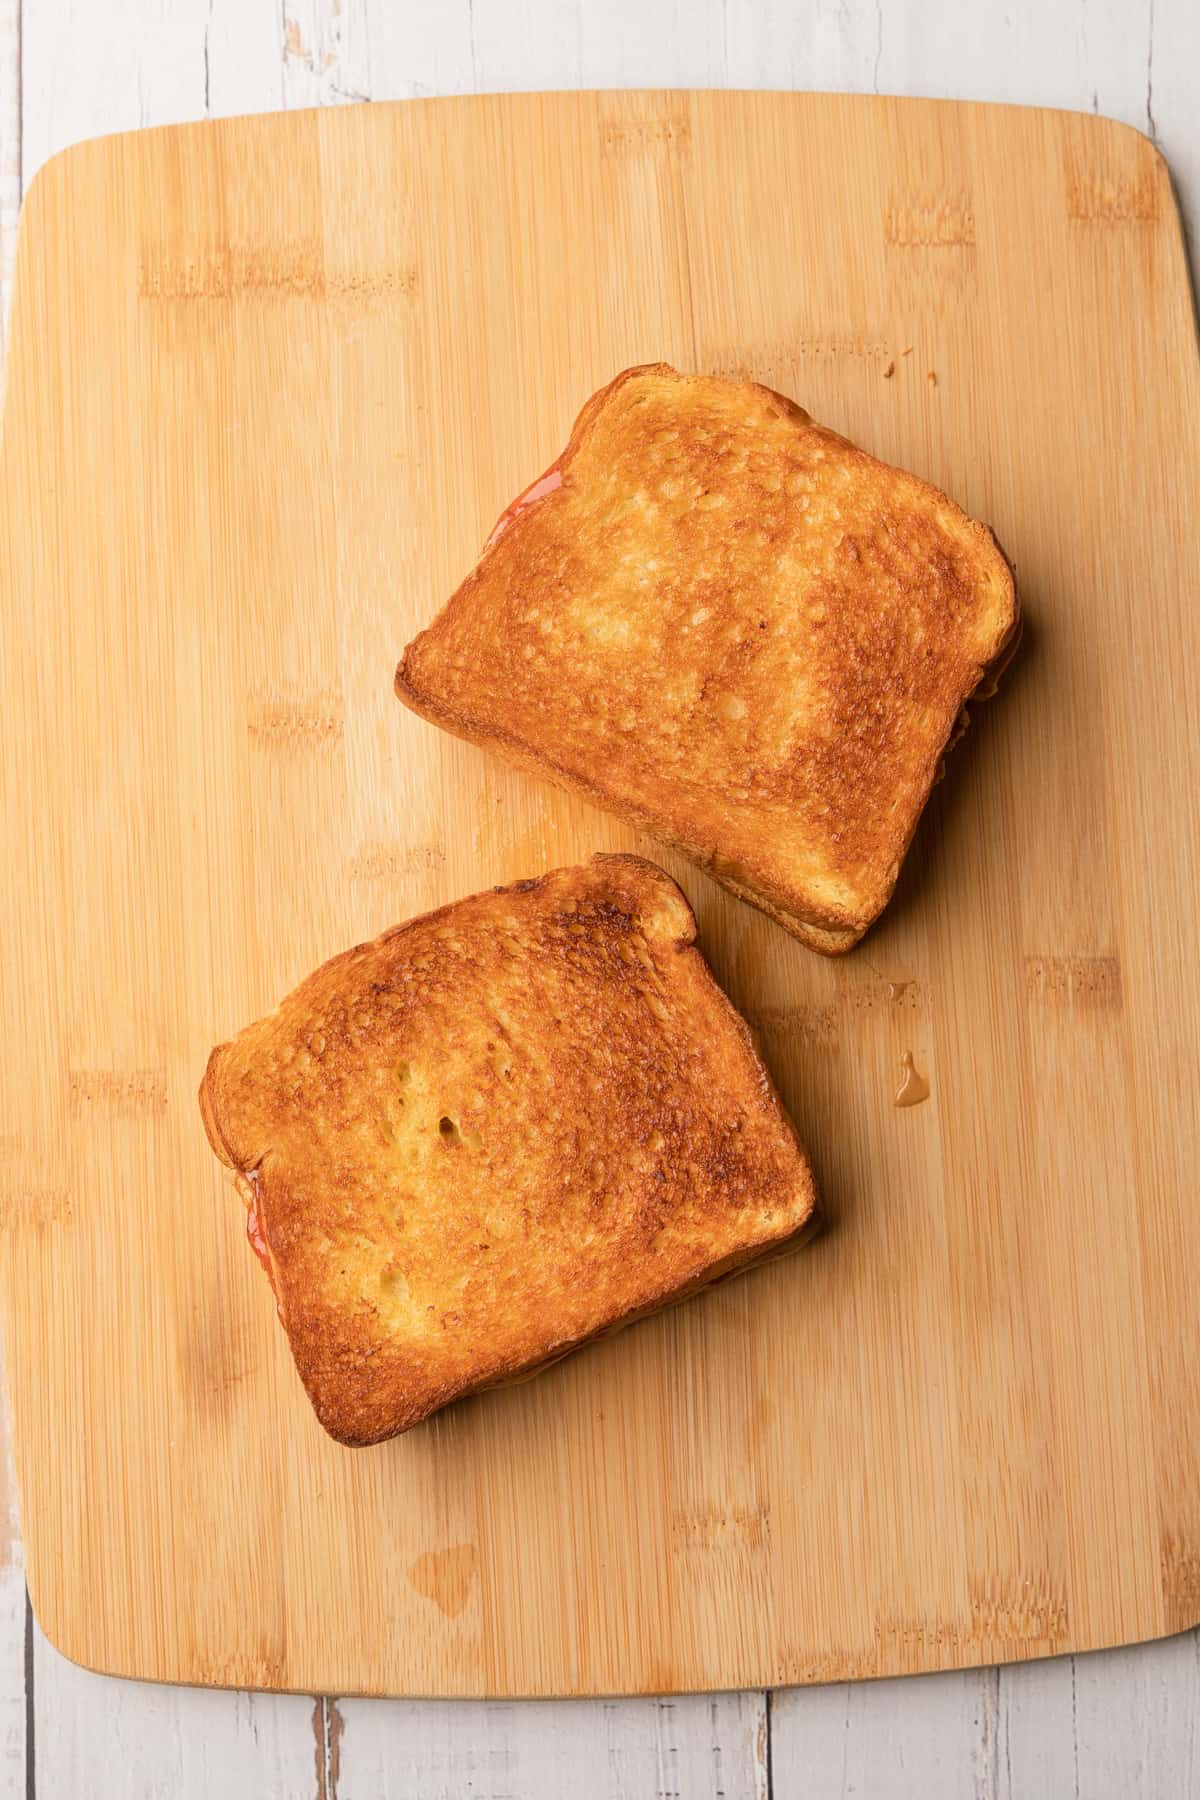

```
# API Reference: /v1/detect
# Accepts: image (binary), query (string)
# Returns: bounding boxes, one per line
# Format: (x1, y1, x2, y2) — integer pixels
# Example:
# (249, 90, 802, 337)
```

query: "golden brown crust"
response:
(396, 364, 1020, 951)
(198, 855, 817, 1445)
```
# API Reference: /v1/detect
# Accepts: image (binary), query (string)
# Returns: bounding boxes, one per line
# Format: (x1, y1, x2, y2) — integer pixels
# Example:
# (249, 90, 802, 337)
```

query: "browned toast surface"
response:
(198, 856, 817, 1445)
(396, 364, 1019, 951)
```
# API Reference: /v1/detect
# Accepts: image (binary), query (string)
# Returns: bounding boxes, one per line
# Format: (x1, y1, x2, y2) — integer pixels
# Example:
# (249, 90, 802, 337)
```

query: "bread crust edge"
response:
(395, 365, 1021, 955)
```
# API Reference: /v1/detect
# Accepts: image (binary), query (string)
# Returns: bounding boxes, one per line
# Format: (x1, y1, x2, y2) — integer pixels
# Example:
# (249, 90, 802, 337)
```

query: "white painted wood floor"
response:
(2, 2, 1198, 1794)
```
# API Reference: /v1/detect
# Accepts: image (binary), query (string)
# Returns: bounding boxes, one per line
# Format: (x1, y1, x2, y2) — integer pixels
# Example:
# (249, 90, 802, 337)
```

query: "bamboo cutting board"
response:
(1, 91, 1198, 1698)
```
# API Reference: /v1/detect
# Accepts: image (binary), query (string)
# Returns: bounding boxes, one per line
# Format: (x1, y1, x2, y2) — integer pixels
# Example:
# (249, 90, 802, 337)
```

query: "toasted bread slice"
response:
(396, 364, 1019, 952)
(198, 856, 817, 1445)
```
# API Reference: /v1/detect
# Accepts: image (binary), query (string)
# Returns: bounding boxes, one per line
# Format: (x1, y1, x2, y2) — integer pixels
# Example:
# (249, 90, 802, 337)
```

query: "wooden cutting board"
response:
(1, 91, 1198, 1699)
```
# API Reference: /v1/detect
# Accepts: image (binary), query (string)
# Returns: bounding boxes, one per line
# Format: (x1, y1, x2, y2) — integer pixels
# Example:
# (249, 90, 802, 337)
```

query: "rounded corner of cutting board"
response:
(1074, 106, 1171, 171)
(22, 1561, 121, 1687)
(16, 134, 94, 222)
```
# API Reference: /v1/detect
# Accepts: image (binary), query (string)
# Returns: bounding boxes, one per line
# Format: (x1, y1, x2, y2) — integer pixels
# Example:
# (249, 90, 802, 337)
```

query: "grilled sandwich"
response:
(198, 856, 817, 1445)
(396, 364, 1019, 952)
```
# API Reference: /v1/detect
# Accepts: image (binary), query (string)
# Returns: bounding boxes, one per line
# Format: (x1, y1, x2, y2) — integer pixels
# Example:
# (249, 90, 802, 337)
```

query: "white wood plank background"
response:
(3, 1, 1199, 1794)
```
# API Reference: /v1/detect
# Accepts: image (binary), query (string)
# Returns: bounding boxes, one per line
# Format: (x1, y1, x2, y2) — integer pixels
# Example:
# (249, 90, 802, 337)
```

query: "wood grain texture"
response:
(6, 0, 1200, 1792)
(334, 1691, 769, 1800)
(2, 88, 1197, 1702)
(9, 1, 1200, 1792)
(0, 1354, 26, 1800)
(31, 1619, 320, 1800)
(772, 1631, 1200, 1798)
(0, 6, 28, 1792)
